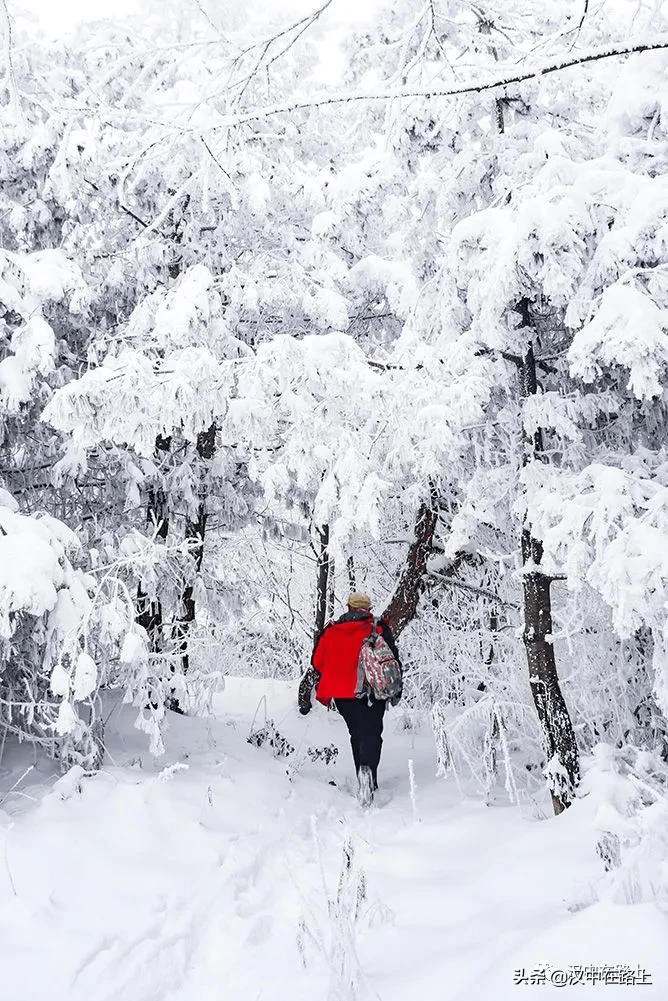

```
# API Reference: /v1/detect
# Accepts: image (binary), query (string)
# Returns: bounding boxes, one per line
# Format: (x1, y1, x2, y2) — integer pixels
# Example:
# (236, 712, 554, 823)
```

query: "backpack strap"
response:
(367, 615, 381, 647)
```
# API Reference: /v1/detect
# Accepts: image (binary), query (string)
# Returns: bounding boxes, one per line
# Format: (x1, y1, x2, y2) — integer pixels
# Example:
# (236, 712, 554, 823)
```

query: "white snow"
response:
(569, 285, 668, 399)
(73, 652, 97, 700)
(3, 2, 668, 997)
(0, 678, 665, 1001)
(0, 506, 71, 632)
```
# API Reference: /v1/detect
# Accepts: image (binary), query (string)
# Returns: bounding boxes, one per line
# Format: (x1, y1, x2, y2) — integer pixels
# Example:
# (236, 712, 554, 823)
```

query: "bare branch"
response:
(84, 178, 152, 230)
(199, 137, 232, 180)
(570, 0, 590, 50)
(428, 0, 457, 75)
(428, 570, 518, 609)
(228, 0, 335, 106)
(475, 347, 523, 367)
(188, 0, 228, 41)
(206, 36, 668, 130)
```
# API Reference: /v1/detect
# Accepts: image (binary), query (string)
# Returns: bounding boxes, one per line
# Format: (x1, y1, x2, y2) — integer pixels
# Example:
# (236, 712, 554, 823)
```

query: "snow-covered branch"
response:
(206, 36, 668, 130)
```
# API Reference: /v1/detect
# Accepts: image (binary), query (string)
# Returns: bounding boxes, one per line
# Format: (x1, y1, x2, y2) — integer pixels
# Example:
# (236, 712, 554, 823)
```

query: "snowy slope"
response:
(0, 680, 665, 1001)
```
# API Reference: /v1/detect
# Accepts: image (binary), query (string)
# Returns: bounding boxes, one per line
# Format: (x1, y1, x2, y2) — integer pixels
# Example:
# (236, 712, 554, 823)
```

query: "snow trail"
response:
(0, 678, 665, 1000)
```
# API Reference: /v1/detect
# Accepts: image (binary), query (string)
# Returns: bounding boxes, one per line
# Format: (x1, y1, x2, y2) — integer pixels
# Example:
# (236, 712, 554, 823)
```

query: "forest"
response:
(1, 0, 668, 997)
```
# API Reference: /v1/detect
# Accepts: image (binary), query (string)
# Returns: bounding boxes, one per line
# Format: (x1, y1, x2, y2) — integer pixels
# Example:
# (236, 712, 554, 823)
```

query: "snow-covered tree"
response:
(2, 0, 668, 828)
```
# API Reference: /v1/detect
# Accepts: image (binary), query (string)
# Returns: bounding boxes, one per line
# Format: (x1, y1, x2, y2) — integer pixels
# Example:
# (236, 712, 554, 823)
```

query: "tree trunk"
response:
(169, 423, 216, 711)
(518, 302, 580, 813)
(137, 229, 183, 645)
(136, 432, 171, 652)
(381, 488, 439, 638)
(177, 502, 208, 675)
(327, 555, 336, 622)
(313, 522, 331, 645)
(346, 555, 356, 593)
(298, 522, 333, 714)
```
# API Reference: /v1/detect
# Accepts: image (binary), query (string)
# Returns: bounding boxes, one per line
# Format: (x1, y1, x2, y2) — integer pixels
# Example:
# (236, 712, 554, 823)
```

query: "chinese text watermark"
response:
(513, 966, 652, 987)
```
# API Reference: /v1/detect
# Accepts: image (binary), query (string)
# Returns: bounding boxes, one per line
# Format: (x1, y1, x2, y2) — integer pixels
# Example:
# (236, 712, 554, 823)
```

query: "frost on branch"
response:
(527, 456, 668, 717)
(0, 493, 182, 764)
(0, 248, 86, 412)
(569, 285, 668, 399)
(0, 497, 94, 757)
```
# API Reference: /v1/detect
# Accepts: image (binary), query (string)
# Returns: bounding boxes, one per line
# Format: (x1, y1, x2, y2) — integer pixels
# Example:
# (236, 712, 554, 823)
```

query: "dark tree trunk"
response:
(313, 522, 331, 645)
(136, 432, 171, 652)
(346, 555, 356, 593)
(521, 540, 580, 814)
(177, 504, 208, 674)
(298, 522, 333, 714)
(169, 423, 216, 711)
(381, 488, 439, 638)
(327, 555, 335, 622)
(138, 231, 182, 644)
(518, 302, 580, 813)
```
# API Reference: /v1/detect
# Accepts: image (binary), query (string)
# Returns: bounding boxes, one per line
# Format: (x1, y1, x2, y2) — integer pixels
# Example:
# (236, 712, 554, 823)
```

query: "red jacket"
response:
(312, 616, 378, 704)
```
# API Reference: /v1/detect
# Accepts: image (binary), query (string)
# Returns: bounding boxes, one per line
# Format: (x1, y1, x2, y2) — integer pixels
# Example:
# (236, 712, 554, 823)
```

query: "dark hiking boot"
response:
(358, 766, 374, 808)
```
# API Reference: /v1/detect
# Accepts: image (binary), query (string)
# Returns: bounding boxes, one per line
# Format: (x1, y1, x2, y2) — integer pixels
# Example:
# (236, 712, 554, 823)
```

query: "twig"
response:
(200, 137, 232, 180)
(570, 0, 590, 50)
(221, 0, 335, 108)
(84, 178, 151, 230)
(188, 0, 227, 40)
(3, 828, 16, 897)
(428, 0, 457, 76)
(0, 765, 34, 806)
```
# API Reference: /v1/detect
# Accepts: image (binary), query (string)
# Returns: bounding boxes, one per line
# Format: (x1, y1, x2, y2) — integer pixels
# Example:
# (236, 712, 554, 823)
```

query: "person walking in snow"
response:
(305, 593, 401, 805)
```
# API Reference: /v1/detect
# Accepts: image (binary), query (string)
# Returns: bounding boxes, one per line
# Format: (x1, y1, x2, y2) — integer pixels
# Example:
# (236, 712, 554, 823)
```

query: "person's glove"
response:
(298, 672, 314, 715)
(390, 689, 402, 707)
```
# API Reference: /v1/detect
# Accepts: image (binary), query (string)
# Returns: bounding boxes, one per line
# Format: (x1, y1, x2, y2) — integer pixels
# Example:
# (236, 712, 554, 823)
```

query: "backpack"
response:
(357, 619, 402, 701)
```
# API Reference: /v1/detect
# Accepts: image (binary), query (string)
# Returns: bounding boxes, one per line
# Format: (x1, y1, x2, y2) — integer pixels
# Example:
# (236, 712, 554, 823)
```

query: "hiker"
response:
(305, 593, 402, 804)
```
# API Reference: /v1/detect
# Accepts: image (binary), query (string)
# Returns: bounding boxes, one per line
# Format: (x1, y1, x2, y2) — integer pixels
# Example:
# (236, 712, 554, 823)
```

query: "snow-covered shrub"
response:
(0, 492, 100, 763)
(0, 490, 207, 763)
(581, 744, 668, 908)
(2, 0, 668, 832)
(299, 826, 369, 1001)
(248, 717, 295, 759)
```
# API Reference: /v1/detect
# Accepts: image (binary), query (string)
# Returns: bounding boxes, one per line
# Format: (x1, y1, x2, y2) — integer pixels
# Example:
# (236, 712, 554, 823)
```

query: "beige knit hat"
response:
(348, 592, 372, 610)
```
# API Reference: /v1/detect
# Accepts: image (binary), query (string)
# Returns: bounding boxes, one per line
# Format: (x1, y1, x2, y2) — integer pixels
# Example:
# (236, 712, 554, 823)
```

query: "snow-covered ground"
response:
(0, 679, 665, 1001)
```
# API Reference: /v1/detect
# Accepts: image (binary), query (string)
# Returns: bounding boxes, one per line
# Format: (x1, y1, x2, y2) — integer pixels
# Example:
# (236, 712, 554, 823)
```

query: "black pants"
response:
(335, 696, 386, 787)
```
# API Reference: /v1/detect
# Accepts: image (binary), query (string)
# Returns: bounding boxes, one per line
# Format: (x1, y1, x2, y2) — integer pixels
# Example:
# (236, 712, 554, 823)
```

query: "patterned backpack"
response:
(357, 619, 402, 700)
